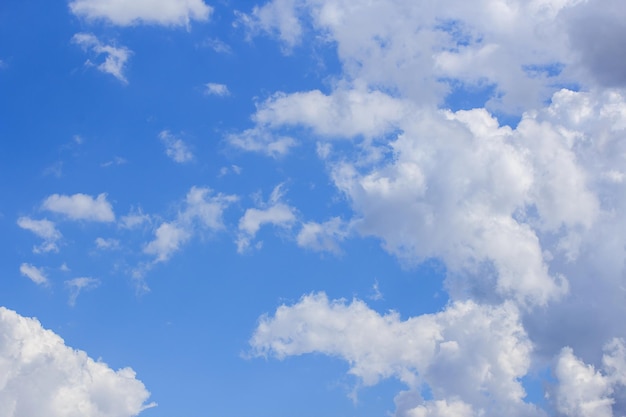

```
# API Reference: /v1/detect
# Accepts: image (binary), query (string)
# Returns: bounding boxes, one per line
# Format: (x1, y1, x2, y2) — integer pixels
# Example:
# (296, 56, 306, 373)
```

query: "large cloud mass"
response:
(0, 307, 154, 417)
(242, 0, 626, 415)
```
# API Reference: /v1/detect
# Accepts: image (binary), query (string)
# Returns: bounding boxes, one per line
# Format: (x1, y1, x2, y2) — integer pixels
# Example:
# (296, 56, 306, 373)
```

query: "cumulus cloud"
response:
(0, 306, 155, 416)
(65, 277, 101, 306)
(250, 292, 542, 416)
(16, 217, 62, 253)
(239, 1, 626, 415)
(72, 33, 132, 84)
(69, 0, 212, 26)
(205, 82, 230, 96)
(43, 192, 115, 222)
(19, 263, 48, 286)
(554, 339, 626, 417)
(159, 130, 193, 163)
(143, 186, 237, 263)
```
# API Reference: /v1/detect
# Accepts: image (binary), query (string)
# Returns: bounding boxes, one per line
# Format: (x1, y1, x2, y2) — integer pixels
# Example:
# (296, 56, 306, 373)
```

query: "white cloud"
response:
(237, 185, 297, 252)
(69, 0, 212, 26)
(19, 263, 48, 286)
(201, 37, 232, 54)
(250, 292, 541, 416)
(239, 1, 626, 415)
(227, 127, 296, 158)
(72, 33, 132, 84)
(0, 306, 154, 416)
(43, 192, 115, 222)
(95, 237, 120, 250)
(159, 130, 193, 163)
(144, 186, 237, 263)
(296, 217, 348, 254)
(16, 217, 62, 253)
(143, 222, 190, 263)
(555, 348, 614, 417)
(205, 82, 230, 97)
(65, 277, 100, 306)
(119, 208, 151, 229)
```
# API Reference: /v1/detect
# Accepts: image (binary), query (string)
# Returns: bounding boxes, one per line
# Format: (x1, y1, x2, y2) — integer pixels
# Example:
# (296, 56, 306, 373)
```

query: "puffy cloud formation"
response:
(250, 292, 542, 416)
(72, 33, 132, 84)
(554, 339, 626, 417)
(43, 192, 115, 222)
(69, 0, 212, 26)
(16, 217, 62, 253)
(242, 0, 626, 416)
(0, 307, 154, 417)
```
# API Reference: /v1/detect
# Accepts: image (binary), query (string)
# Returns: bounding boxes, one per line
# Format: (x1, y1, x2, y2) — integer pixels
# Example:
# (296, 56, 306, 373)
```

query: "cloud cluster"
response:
(0, 307, 154, 417)
(239, 0, 626, 415)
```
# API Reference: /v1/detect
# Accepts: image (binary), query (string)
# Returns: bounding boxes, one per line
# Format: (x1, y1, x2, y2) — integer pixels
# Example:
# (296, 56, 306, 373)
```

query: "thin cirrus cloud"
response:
(69, 0, 213, 26)
(72, 33, 132, 84)
(42, 192, 115, 222)
(65, 277, 101, 306)
(0, 307, 155, 416)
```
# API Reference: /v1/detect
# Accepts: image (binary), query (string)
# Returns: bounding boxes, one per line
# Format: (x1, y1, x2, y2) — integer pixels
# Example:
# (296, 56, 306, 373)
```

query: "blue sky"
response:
(2, 1, 626, 416)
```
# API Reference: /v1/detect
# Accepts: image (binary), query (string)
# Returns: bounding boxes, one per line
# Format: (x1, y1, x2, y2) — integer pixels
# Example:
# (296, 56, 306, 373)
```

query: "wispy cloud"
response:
(17, 217, 62, 253)
(19, 263, 48, 286)
(159, 130, 193, 163)
(65, 277, 100, 306)
(72, 33, 132, 83)
(204, 82, 230, 97)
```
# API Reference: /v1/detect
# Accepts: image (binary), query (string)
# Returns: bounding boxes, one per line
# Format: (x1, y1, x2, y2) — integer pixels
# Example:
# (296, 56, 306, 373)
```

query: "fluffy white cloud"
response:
(250, 292, 541, 416)
(0, 306, 154, 416)
(554, 339, 626, 417)
(205, 82, 230, 96)
(72, 33, 132, 84)
(159, 130, 193, 163)
(144, 222, 190, 262)
(19, 263, 48, 286)
(43, 192, 115, 222)
(144, 186, 237, 263)
(69, 0, 212, 26)
(65, 277, 101, 306)
(16, 217, 62, 253)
